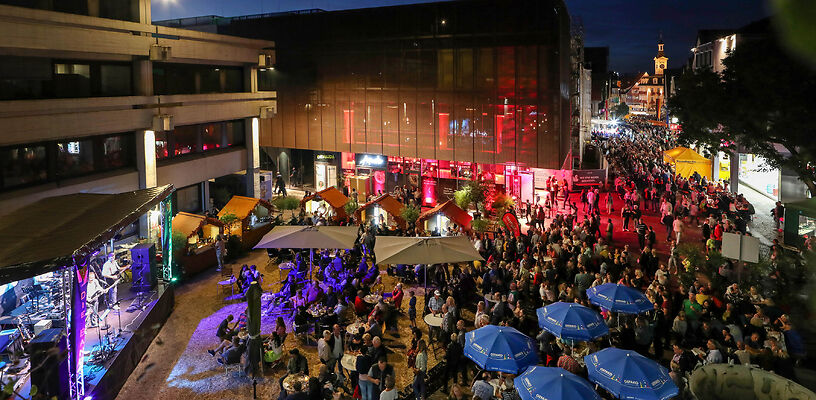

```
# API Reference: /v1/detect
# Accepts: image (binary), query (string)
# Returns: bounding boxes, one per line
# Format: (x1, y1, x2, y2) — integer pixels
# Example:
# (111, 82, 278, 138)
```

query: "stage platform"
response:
(83, 284, 174, 400)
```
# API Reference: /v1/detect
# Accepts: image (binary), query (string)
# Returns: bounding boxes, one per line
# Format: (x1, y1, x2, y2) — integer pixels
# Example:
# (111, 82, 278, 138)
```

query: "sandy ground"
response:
(116, 247, 448, 400)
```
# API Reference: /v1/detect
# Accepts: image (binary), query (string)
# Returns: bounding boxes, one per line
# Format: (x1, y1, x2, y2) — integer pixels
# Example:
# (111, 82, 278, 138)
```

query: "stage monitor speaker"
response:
(130, 243, 157, 292)
(28, 328, 69, 399)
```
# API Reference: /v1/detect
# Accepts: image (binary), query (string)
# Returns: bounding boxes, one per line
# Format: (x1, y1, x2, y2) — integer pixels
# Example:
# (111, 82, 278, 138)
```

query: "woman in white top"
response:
(412, 340, 428, 400)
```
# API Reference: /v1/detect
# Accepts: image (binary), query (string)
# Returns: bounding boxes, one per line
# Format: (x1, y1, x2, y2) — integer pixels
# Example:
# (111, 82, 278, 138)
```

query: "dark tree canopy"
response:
(669, 35, 816, 195)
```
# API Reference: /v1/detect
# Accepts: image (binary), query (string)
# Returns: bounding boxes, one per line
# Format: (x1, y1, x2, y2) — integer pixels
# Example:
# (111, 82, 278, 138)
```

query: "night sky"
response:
(152, 0, 772, 73)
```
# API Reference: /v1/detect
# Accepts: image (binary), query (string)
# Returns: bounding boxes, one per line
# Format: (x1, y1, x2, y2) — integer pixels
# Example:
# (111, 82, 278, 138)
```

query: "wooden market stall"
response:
(300, 187, 350, 222)
(172, 212, 225, 276)
(417, 199, 472, 233)
(218, 196, 275, 249)
(354, 193, 406, 229)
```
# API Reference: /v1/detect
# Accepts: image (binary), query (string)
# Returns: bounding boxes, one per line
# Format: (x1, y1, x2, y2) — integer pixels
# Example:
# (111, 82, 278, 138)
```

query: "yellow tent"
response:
(663, 147, 712, 179)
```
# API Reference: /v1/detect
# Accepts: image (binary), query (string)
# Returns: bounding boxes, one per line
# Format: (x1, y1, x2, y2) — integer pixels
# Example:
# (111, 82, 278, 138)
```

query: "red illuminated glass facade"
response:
(222, 0, 571, 169)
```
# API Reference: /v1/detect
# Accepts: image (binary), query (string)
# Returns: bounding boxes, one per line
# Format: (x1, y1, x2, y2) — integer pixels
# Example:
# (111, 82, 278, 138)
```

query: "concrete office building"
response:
(164, 0, 571, 205)
(0, 0, 276, 218)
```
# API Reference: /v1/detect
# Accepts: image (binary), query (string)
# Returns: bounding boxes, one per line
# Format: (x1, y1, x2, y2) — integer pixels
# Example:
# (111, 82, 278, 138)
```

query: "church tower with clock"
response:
(654, 39, 668, 76)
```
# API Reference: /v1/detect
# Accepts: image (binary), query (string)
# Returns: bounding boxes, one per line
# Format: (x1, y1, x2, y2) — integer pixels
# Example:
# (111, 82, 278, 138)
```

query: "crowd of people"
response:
(209, 120, 808, 400)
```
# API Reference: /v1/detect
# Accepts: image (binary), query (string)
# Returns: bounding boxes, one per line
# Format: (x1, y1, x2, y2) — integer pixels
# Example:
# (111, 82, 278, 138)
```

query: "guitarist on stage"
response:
(101, 253, 128, 309)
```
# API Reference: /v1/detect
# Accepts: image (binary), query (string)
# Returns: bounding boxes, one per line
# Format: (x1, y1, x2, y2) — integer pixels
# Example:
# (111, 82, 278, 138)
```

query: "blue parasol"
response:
(514, 366, 601, 400)
(587, 283, 653, 314)
(537, 302, 609, 342)
(464, 325, 539, 374)
(584, 347, 678, 400)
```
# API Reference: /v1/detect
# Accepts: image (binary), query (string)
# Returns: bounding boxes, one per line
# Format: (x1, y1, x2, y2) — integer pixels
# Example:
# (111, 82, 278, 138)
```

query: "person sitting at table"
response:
(294, 306, 310, 336)
(217, 336, 246, 366)
(292, 289, 309, 310)
(368, 336, 386, 362)
(349, 329, 367, 353)
(369, 302, 384, 324)
(284, 380, 308, 400)
(428, 290, 444, 315)
(306, 279, 325, 305)
(324, 287, 339, 309)
(264, 325, 286, 366)
(355, 290, 370, 318)
(370, 276, 385, 295)
(363, 263, 380, 287)
(366, 315, 382, 339)
(207, 314, 236, 356)
(279, 348, 310, 400)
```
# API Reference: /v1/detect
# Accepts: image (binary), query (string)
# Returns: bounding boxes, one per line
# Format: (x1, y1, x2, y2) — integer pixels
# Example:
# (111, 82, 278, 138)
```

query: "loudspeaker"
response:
(130, 243, 157, 292)
(28, 328, 69, 399)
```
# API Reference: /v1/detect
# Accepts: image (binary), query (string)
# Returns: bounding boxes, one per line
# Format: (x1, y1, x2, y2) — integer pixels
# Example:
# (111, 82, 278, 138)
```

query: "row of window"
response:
(0, 133, 135, 191)
(0, 0, 138, 22)
(155, 120, 246, 160)
(0, 57, 252, 100)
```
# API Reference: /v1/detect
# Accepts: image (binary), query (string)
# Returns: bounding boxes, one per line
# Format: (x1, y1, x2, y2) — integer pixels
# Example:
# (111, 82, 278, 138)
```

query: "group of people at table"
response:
(206, 122, 806, 400)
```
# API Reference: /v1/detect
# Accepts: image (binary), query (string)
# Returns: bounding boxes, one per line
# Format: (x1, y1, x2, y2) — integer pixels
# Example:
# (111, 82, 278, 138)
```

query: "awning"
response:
(417, 200, 472, 230)
(301, 187, 349, 220)
(218, 196, 274, 221)
(663, 147, 712, 179)
(374, 235, 484, 265)
(0, 185, 174, 285)
(354, 194, 406, 228)
(172, 212, 224, 239)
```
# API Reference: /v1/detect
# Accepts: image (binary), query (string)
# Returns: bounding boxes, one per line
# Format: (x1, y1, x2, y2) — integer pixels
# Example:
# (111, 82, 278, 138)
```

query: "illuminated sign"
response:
(356, 154, 386, 168)
(67, 141, 81, 154)
(316, 153, 335, 161)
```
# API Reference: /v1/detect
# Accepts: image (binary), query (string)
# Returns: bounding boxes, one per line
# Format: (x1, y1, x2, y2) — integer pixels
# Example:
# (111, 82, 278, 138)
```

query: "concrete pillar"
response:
(202, 181, 212, 212)
(133, 59, 153, 96)
(137, 129, 158, 238)
(137, 0, 151, 25)
(244, 66, 257, 93)
(245, 117, 261, 197)
(87, 0, 99, 17)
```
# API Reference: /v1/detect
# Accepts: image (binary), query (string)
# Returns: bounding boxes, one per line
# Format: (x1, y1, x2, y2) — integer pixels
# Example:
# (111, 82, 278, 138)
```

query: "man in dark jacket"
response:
(444, 333, 464, 392)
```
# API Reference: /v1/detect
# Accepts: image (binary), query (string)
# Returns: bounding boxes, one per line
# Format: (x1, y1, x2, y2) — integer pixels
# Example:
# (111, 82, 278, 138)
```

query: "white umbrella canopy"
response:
(374, 235, 484, 265)
(254, 225, 359, 250)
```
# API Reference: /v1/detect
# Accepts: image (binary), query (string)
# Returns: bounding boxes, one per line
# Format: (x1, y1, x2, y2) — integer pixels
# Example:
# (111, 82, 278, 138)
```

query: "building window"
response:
(0, 145, 48, 189)
(1, 132, 136, 192)
(153, 64, 244, 95)
(56, 139, 95, 178)
(0, 57, 132, 100)
(155, 120, 246, 161)
(0, 0, 137, 22)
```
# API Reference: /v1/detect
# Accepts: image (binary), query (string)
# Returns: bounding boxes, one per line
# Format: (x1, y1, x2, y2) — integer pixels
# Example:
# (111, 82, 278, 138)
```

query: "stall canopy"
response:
(301, 187, 350, 220)
(172, 212, 224, 238)
(417, 200, 472, 230)
(354, 194, 406, 228)
(0, 185, 174, 285)
(218, 196, 274, 221)
(374, 235, 484, 265)
(663, 147, 712, 179)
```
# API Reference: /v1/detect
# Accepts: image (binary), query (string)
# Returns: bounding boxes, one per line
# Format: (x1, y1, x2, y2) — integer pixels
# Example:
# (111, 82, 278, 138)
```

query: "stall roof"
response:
(218, 196, 273, 221)
(417, 200, 473, 230)
(786, 197, 816, 215)
(302, 187, 349, 209)
(354, 194, 406, 228)
(172, 212, 224, 238)
(0, 185, 174, 285)
(301, 187, 350, 220)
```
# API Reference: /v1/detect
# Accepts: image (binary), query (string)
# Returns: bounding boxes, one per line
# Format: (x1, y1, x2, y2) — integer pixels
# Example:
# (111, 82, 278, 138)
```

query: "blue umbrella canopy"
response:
(537, 302, 609, 342)
(586, 283, 653, 314)
(514, 366, 601, 400)
(584, 348, 678, 400)
(464, 325, 539, 374)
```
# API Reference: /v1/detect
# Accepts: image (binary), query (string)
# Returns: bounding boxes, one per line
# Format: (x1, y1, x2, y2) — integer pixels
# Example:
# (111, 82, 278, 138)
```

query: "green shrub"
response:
(401, 204, 421, 225)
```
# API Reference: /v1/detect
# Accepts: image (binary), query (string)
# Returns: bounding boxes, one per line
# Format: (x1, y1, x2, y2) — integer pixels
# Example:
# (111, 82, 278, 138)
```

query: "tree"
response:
(272, 196, 300, 217)
(611, 103, 629, 119)
(400, 204, 420, 227)
(669, 36, 816, 195)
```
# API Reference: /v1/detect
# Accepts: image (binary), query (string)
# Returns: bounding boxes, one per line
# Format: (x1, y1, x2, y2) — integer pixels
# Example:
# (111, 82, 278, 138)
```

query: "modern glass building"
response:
(172, 0, 570, 202)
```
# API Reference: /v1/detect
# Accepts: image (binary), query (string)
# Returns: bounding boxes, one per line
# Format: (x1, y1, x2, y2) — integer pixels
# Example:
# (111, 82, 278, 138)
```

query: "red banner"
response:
(502, 212, 521, 237)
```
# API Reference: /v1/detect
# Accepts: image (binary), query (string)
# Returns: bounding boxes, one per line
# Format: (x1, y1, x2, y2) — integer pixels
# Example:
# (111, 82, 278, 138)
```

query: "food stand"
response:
(300, 187, 350, 222)
(783, 197, 816, 248)
(417, 200, 472, 234)
(172, 212, 225, 276)
(217, 196, 275, 250)
(354, 193, 406, 230)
